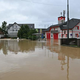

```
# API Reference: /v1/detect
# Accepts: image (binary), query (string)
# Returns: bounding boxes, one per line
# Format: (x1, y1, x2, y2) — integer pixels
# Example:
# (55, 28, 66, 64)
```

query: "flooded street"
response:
(0, 40, 80, 80)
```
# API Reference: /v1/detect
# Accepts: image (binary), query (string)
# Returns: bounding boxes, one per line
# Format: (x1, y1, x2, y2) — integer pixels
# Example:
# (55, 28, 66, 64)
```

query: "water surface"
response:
(0, 39, 80, 80)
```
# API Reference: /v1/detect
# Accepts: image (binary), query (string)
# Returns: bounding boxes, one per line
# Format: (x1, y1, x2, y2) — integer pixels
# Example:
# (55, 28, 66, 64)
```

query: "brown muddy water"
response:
(0, 39, 80, 80)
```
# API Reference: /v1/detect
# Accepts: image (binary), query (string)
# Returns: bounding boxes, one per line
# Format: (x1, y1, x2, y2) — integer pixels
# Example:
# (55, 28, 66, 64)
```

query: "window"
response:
(61, 34, 64, 37)
(79, 32, 80, 37)
(12, 26, 14, 31)
(75, 34, 78, 37)
(70, 34, 72, 36)
(75, 26, 79, 30)
(55, 28, 58, 30)
(66, 34, 67, 37)
(77, 26, 79, 30)
(64, 30, 66, 34)
(51, 34, 53, 37)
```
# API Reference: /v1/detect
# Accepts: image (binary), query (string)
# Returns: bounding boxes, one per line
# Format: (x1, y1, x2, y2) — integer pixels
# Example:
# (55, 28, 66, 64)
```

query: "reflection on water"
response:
(0, 40, 45, 55)
(0, 39, 80, 80)
(45, 39, 80, 80)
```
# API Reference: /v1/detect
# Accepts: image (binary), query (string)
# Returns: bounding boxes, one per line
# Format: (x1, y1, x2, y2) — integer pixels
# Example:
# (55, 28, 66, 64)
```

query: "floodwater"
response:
(0, 39, 80, 80)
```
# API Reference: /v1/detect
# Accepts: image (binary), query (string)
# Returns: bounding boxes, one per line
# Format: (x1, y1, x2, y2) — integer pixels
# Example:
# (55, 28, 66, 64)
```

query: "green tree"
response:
(18, 25, 37, 40)
(1, 21, 7, 35)
(17, 25, 30, 39)
(0, 27, 3, 32)
(28, 29, 37, 40)
(2, 21, 7, 31)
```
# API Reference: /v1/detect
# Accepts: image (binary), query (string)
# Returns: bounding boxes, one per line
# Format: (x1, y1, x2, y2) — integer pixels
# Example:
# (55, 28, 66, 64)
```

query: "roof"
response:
(44, 24, 62, 32)
(60, 18, 80, 30)
(7, 22, 34, 29)
(45, 18, 80, 32)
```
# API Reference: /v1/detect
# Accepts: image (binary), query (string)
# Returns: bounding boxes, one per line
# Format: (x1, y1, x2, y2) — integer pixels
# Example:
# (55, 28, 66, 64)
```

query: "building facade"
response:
(45, 16, 80, 40)
(7, 22, 34, 37)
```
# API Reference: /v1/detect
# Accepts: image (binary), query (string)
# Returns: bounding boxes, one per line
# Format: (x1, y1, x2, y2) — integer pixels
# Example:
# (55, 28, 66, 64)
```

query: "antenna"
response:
(63, 10, 65, 17)
(60, 12, 62, 16)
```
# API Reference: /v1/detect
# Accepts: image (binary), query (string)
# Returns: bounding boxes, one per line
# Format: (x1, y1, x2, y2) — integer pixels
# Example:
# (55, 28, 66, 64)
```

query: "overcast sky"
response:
(0, 0, 79, 28)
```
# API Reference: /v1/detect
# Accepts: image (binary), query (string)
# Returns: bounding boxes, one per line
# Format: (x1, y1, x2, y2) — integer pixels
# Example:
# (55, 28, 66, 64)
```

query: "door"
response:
(47, 33, 50, 39)
(53, 33, 58, 39)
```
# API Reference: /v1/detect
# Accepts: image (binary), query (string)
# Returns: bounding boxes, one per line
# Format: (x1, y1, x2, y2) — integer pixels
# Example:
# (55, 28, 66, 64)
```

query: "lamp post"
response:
(67, 0, 69, 45)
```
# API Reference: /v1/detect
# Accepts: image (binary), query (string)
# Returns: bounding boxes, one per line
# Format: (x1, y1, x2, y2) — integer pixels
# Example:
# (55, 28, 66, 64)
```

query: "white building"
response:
(7, 22, 34, 37)
(45, 16, 80, 40)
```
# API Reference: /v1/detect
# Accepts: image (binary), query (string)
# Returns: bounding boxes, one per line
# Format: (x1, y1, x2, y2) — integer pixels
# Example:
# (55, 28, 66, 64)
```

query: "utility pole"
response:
(67, 0, 69, 45)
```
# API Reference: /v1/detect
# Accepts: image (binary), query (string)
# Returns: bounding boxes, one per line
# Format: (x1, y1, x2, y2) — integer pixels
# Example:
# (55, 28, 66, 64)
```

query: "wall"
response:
(73, 22, 80, 39)
(8, 24, 21, 37)
(45, 27, 60, 39)
(45, 22, 80, 39)
(0, 34, 4, 38)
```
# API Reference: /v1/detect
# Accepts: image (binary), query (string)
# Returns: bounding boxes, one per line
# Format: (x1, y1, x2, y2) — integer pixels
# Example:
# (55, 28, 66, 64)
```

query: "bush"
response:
(11, 37, 17, 39)
(28, 35, 37, 40)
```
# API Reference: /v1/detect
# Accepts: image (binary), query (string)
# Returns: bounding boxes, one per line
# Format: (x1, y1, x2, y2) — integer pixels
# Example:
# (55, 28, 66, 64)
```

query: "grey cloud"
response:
(0, 0, 80, 28)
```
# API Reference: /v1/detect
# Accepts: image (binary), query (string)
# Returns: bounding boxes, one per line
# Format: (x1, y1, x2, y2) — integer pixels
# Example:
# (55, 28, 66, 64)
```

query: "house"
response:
(45, 16, 80, 40)
(7, 22, 34, 37)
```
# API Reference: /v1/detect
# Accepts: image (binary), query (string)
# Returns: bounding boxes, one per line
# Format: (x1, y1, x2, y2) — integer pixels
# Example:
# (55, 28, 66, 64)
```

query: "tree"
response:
(2, 21, 7, 31)
(29, 29, 37, 36)
(28, 29, 37, 40)
(17, 25, 37, 40)
(1, 21, 7, 35)
(17, 25, 30, 39)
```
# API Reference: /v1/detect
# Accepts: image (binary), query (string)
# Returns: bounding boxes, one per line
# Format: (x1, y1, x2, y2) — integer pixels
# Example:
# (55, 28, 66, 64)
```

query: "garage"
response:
(53, 33, 58, 40)
(47, 33, 50, 39)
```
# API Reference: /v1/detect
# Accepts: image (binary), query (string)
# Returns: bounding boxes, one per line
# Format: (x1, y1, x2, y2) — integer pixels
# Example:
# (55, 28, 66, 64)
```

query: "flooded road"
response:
(0, 39, 80, 80)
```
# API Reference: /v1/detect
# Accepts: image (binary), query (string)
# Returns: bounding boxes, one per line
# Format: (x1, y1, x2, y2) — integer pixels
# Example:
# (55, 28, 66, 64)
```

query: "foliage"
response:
(28, 29, 37, 40)
(17, 25, 30, 39)
(2, 21, 7, 30)
(18, 25, 37, 40)
(28, 35, 37, 40)
(0, 27, 3, 32)
(11, 37, 17, 39)
(1, 21, 8, 35)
